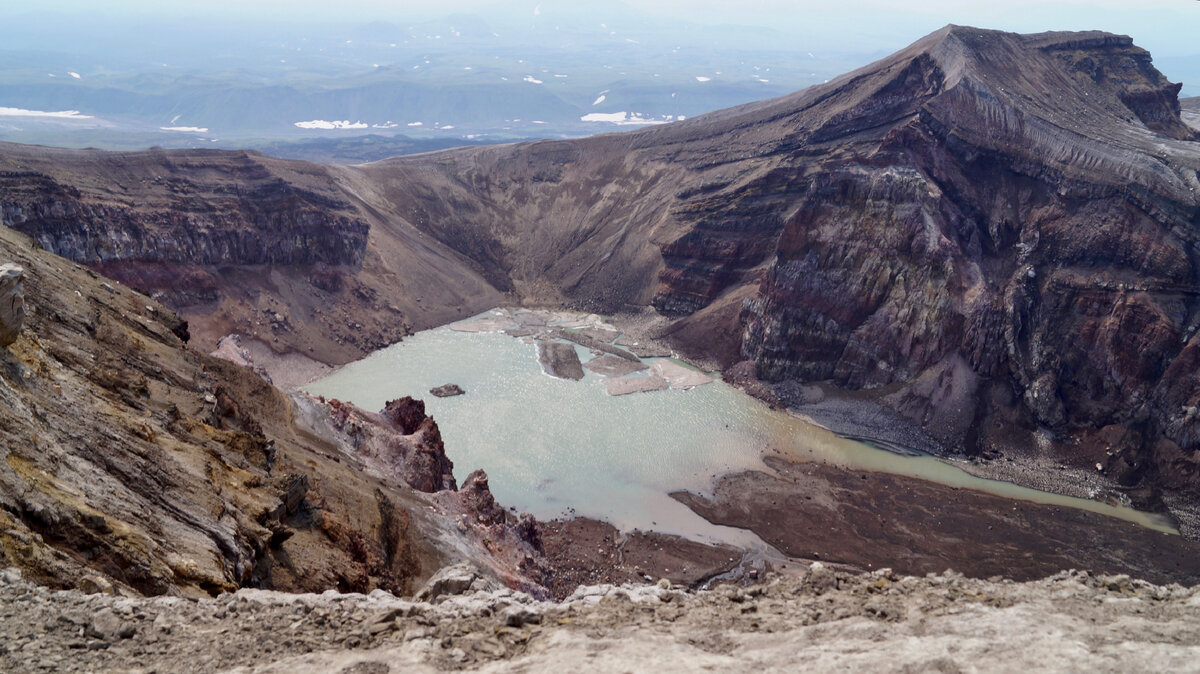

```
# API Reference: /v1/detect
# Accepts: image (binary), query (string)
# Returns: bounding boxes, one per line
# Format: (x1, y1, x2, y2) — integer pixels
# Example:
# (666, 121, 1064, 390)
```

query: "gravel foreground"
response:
(3, 565, 1200, 673)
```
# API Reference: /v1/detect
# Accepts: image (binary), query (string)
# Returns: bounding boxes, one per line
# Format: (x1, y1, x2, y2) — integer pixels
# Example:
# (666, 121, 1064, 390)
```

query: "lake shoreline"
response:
(298, 305, 1199, 591)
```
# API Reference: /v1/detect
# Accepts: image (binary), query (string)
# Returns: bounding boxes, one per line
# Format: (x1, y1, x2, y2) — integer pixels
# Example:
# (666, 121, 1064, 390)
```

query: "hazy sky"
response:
(17, 1, 1199, 63)
(25, 1, 1196, 56)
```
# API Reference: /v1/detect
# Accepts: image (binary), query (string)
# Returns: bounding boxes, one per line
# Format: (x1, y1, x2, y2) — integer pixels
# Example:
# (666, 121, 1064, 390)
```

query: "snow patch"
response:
(68, 71, 81, 79)
(293, 120, 369, 130)
(695, 76, 711, 82)
(524, 76, 543, 84)
(159, 126, 208, 133)
(592, 95, 607, 106)
(581, 112, 674, 126)
(0, 107, 93, 119)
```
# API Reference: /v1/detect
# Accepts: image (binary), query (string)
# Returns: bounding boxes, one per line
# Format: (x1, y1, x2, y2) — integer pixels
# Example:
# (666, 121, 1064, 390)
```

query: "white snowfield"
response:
(0, 107, 92, 119)
(159, 126, 209, 133)
(581, 112, 674, 126)
(294, 120, 369, 130)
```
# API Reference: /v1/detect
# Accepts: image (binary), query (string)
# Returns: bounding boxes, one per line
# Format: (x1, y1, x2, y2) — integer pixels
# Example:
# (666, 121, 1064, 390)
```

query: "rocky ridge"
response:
(1, 564, 1198, 673)
(0, 224, 545, 599)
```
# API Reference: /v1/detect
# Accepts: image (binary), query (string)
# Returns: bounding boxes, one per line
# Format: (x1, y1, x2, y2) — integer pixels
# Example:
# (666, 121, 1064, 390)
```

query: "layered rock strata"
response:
(0, 224, 546, 598)
(2, 27, 1200, 524)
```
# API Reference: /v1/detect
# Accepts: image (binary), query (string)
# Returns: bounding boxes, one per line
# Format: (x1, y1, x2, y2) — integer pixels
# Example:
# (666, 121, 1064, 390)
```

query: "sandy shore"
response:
(674, 455, 1200, 585)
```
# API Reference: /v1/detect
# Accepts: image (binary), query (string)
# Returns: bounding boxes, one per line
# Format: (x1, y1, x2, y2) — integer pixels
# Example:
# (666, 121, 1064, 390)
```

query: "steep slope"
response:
(346, 27, 1200, 522)
(0, 224, 544, 597)
(0, 145, 503, 387)
(3, 26, 1200, 527)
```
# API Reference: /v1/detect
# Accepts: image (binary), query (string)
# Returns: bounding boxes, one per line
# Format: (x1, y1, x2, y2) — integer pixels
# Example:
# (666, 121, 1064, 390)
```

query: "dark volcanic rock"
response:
(381, 396, 427, 435)
(429, 383, 465, 397)
(0, 226, 440, 598)
(459, 470, 508, 527)
(537, 341, 584, 380)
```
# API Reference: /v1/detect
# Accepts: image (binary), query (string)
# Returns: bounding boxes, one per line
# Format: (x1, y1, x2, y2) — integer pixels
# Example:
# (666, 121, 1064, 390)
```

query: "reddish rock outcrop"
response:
(381, 396, 428, 435)
(325, 397, 457, 493)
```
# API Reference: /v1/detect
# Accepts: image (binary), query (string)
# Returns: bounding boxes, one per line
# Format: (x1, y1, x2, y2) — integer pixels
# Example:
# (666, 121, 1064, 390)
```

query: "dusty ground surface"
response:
(540, 518, 742, 600)
(2, 564, 1199, 673)
(675, 456, 1200, 586)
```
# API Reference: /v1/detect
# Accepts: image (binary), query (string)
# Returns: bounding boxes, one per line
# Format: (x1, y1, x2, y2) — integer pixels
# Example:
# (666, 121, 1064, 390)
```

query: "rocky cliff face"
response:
(346, 28, 1200, 519)
(0, 147, 502, 376)
(0, 225, 547, 598)
(2, 27, 1199, 525)
(734, 29, 1200, 514)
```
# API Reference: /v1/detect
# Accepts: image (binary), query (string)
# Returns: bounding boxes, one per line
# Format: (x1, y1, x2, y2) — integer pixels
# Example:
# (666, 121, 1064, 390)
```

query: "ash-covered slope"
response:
(0, 145, 503, 384)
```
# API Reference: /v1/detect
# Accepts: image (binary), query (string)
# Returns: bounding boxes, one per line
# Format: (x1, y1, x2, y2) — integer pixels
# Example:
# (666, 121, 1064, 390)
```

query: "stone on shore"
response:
(584, 354, 649, 377)
(605, 375, 669, 396)
(414, 563, 499, 603)
(0, 263, 26, 348)
(652, 359, 713, 389)
(538, 342, 584, 380)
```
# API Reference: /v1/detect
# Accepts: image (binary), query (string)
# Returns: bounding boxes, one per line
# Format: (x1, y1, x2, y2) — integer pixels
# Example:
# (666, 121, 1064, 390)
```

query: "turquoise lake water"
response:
(306, 311, 1176, 545)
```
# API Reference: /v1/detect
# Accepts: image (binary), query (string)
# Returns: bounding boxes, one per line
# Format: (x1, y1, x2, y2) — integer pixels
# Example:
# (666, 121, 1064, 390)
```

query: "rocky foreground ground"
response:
(3, 562, 1199, 673)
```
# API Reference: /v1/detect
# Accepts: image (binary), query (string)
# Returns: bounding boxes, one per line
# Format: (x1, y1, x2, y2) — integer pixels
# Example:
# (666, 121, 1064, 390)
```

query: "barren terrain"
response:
(3, 564, 1199, 673)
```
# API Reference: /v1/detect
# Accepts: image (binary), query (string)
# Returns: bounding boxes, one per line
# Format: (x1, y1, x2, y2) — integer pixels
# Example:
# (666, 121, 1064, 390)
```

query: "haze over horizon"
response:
(9, 0, 1198, 75)
(0, 0, 1195, 160)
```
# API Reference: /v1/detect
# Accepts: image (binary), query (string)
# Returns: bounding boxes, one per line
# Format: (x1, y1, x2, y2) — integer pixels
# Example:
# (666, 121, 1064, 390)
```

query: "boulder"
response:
(0, 263, 25, 348)
(413, 563, 498, 602)
(537, 341, 584, 380)
(429, 383, 465, 397)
